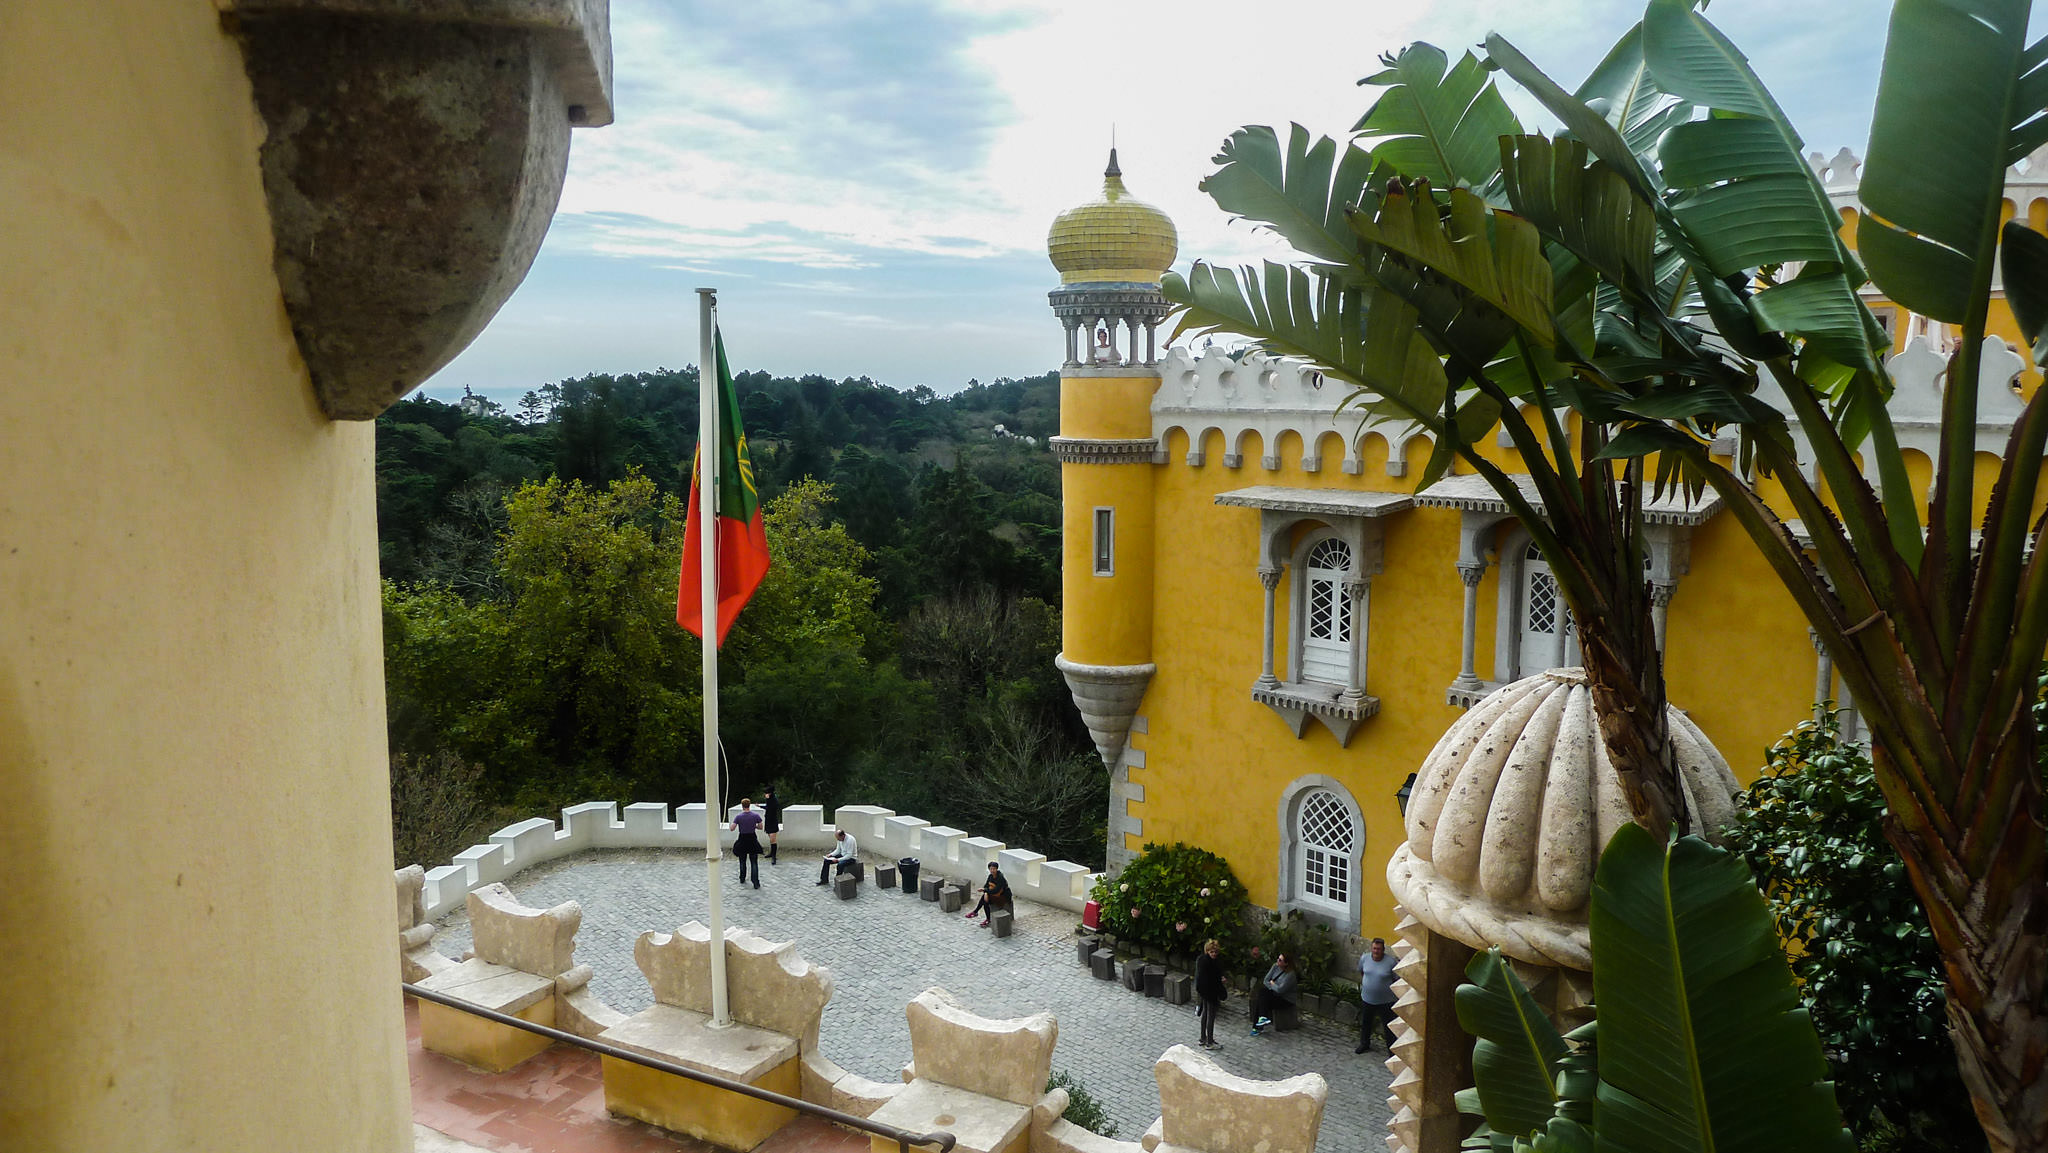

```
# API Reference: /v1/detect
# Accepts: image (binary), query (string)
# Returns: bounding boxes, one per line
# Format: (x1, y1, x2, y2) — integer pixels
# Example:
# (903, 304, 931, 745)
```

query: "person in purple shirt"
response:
(731, 798, 764, 889)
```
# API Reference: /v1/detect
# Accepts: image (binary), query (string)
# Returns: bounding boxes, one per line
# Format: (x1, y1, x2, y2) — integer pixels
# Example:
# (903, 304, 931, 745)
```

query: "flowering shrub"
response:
(1089, 842, 1246, 957)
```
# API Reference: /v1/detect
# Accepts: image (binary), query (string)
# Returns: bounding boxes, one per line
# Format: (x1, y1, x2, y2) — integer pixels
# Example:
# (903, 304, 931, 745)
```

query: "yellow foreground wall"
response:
(0, 5, 408, 1150)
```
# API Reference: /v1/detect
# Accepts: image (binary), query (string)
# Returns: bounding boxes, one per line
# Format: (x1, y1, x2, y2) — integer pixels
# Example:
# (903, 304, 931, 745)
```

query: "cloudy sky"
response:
(423, 0, 1906, 404)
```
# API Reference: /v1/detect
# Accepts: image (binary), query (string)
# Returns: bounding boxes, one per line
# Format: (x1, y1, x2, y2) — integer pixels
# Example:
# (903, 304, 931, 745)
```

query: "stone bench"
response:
(415, 883, 585, 1073)
(598, 922, 832, 1152)
(868, 987, 1066, 1153)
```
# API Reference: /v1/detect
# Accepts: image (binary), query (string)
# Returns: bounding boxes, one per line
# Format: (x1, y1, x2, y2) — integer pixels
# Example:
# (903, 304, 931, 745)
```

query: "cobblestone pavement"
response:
(433, 849, 1394, 1150)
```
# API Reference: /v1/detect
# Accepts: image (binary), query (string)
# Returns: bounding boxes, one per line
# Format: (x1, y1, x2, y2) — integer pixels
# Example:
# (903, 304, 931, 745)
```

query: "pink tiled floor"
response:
(406, 999, 872, 1153)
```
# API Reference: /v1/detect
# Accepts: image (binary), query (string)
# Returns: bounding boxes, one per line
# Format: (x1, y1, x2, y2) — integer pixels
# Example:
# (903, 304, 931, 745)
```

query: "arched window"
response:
(1300, 538, 1353, 684)
(1517, 541, 1565, 672)
(1295, 788, 1355, 914)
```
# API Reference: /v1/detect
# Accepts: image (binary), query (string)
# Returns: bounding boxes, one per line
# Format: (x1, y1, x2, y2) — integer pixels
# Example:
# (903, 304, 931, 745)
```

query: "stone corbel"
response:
(220, 0, 614, 420)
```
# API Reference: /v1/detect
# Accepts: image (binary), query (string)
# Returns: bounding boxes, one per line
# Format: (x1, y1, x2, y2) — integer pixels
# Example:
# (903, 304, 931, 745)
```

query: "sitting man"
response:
(1250, 953, 1298, 1036)
(816, 827, 860, 886)
(963, 861, 1012, 927)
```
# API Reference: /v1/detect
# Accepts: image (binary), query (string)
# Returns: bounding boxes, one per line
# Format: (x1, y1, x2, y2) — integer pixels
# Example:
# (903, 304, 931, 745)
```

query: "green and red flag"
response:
(677, 327, 770, 646)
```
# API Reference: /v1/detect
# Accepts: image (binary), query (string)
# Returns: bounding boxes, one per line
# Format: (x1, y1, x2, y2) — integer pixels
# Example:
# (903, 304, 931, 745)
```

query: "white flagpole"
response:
(697, 287, 731, 1028)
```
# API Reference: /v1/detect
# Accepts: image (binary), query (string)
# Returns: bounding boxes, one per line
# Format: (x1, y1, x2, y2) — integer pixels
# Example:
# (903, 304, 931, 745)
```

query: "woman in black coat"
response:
(763, 786, 783, 863)
(1194, 938, 1227, 1050)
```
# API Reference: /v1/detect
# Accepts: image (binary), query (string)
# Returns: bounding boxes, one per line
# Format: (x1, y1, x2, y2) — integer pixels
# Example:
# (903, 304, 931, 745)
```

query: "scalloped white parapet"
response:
(1387, 669, 1739, 970)
(1152, 346, 1429, 476)
(409, 800, 1101, 920)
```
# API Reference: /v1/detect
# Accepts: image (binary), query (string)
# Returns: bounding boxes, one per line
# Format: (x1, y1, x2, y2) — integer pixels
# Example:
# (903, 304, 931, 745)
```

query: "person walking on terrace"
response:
(731, 799, 764, 889)
(763, 786, 783, 864)
(964, 861, 1011, 927)
(1356, 937, 1398, 1053)
(817, 828, 859, 886)
(1194, 938, 1227, 1050)
(1250, 954, 1297, 1036)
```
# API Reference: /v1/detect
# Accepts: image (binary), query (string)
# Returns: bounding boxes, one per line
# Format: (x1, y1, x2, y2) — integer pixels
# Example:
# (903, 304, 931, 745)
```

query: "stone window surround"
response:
(1423, 476, 1717, 708)
(1216, 487, 1414, 745)
(1275, 774, 1364, 933)
(1093, 506, 1115, 576)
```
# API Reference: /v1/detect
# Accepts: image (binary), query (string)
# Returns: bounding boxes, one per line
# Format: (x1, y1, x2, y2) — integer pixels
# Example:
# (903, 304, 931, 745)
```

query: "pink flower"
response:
(1175, 922, 1188, 932)
(1251, 946, 1262, 957)
(1131, 906, 1142, 918)
(1199, 887, 1211, 898)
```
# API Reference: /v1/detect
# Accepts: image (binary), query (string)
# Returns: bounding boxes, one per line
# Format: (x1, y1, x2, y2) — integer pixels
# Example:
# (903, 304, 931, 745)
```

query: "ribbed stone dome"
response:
(1047, 149, 1178, 286)
(1386, 668, 1740, 968)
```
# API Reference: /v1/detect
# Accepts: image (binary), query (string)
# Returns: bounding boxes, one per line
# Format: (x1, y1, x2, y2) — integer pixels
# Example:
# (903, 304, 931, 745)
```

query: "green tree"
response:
(721, 481, 933, 806)
(1726, 715, 1981, 1153)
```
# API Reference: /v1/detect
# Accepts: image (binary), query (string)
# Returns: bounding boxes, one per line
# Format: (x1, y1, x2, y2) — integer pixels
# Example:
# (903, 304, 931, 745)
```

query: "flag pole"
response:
(697, 287, 731, 1028)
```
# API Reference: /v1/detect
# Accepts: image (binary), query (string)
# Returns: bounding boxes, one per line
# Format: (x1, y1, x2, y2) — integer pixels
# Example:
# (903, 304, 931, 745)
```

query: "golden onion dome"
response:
(1047, 149, 1179, 285)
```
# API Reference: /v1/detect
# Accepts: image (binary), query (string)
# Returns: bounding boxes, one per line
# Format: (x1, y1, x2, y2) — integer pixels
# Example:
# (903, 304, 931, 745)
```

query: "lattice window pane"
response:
(1326, 854, 1349, 905)
(1304, 847, 1327, 898)
(1299, 790, 1355, 853)
(1527, 571, 1558, 635)
(1308, 578, 1336, 640)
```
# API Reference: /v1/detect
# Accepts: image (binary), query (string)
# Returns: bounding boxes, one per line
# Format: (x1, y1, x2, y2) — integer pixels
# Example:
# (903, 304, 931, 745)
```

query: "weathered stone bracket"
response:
(220, 0, 613, 419)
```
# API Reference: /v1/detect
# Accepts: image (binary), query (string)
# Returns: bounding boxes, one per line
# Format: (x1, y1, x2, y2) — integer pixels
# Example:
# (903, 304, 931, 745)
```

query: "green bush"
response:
(1089, 842, 1247, 959)
(1251, 908, 1339, 991)
(1047, 1069, 1118, 1138)
(1724, 712, 1982, 1153)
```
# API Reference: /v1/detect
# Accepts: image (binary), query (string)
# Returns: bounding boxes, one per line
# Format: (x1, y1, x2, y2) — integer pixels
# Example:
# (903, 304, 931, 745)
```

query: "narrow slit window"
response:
(1093, 507, 1114, 576)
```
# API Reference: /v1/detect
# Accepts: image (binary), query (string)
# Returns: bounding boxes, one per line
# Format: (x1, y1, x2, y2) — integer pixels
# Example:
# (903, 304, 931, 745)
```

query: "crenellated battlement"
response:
(1152, 346, 1431, 476)
(413, 801, 1100, 921)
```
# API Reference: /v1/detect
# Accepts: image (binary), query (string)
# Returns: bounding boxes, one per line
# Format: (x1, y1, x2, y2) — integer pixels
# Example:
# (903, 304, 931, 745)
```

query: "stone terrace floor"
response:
(424, 848, 1394, 1151)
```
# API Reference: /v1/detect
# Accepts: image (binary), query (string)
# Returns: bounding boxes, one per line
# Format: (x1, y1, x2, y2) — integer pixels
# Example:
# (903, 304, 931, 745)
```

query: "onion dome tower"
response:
(1379, 669, 1741, 1153)
(1047, 150, 1177, 869)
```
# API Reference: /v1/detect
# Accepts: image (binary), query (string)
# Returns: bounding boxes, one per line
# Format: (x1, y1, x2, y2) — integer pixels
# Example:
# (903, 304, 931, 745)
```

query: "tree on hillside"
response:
(1167, 2, 2047, 1144)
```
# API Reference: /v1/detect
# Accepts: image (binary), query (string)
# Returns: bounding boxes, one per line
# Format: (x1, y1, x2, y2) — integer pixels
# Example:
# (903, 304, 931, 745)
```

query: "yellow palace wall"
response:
(0, 5, 408, 1151)
(1116, 426, 1818, 944)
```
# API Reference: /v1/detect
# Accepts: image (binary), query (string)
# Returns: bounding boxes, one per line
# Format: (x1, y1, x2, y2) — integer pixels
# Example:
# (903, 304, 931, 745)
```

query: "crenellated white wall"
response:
(415, 802, 1101, 920)
(1153, 346, 1431, 477)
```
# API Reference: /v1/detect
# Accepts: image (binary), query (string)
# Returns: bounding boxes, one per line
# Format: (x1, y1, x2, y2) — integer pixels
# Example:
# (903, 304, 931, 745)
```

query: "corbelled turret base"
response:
(1054, 654, 1154, 768)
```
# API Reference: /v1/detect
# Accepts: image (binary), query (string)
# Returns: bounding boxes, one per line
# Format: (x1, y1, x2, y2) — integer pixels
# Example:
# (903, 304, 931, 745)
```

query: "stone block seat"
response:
(414, 883, 587, 1073)
(597, 922, 833, 1153)
(1136, 1044, 1327, 1153)
(867, 987, 1066, 1153)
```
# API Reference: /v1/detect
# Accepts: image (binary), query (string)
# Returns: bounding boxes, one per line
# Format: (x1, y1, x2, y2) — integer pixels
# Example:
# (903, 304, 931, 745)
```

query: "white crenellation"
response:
(410, 802, 1103, 920)
(1153, 347, 1431, 479)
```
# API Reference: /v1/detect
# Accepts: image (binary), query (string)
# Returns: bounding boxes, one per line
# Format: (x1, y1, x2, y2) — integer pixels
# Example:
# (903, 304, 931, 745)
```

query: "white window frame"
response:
(1093, 506, 1115, 576)
(1275, 775, 1363, 930)
(1291, 530, 1357, 686)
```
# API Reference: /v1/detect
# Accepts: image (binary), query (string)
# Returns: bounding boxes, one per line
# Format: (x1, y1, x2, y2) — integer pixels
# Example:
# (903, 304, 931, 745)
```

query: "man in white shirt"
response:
(816, 829, 859, 886)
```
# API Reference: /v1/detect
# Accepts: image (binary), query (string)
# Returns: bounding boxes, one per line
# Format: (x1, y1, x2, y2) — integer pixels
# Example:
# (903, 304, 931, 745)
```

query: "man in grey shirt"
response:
(1356, 937, 1398, 1053)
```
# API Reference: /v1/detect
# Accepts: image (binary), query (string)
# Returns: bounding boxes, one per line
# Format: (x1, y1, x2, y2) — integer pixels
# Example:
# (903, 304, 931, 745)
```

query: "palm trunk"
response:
(1576, 607, 1686, 839)
(1872, 739, 2048, 1153)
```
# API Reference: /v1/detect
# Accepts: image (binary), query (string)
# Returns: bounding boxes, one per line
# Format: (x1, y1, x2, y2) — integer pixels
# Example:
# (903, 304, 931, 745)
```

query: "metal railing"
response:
(404, 982, 956, 1152)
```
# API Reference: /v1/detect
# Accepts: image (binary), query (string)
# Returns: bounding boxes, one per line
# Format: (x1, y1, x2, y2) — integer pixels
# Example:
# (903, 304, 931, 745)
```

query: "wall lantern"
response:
(1394, 772, 1416, 816)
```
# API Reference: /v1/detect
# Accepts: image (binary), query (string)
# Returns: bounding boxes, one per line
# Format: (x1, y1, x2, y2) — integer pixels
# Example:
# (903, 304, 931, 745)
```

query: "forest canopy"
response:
(379, 366, 1107, 870)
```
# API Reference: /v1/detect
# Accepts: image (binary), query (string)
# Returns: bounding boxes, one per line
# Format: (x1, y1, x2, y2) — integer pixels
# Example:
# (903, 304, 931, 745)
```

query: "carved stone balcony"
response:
(1252, 680, 1378, 747)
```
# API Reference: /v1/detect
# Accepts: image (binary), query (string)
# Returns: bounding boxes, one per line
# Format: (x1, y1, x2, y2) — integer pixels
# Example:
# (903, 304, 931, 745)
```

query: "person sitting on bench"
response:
(1250, 953, 1298, 1036)
(963, 861, 1012, 927)
(816, 828, 859, 886)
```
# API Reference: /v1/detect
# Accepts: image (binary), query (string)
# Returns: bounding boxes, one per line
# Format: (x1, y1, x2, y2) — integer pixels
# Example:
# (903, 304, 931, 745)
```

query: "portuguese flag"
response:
(677, 327, 770, 646)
